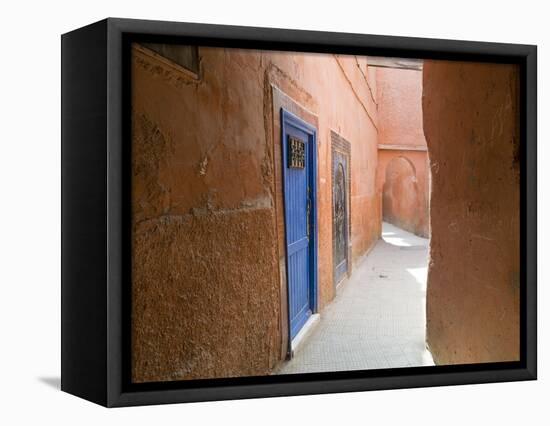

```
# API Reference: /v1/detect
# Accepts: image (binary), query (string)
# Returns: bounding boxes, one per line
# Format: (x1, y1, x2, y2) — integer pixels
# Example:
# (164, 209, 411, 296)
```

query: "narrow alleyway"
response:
(277, 222, 434, 374)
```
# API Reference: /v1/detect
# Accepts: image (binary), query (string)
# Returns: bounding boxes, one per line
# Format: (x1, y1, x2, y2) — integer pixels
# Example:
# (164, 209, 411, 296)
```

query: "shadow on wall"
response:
(382, 156, 420, 235)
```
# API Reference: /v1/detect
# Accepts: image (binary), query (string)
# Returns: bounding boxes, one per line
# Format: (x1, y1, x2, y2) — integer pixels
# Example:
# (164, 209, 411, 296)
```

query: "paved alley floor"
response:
(276, 222, 435, 375)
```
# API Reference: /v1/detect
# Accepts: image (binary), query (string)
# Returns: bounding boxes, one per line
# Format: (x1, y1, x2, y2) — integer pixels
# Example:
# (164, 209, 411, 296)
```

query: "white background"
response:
(0, 0, 546, 424)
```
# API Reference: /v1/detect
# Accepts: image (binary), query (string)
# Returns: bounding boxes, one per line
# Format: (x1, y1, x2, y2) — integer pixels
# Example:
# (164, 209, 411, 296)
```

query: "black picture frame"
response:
(61, 17, 537, 407)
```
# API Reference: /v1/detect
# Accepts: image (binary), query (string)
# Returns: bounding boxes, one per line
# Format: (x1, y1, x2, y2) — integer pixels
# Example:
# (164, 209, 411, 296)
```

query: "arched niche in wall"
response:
(382, 155, 419, 234)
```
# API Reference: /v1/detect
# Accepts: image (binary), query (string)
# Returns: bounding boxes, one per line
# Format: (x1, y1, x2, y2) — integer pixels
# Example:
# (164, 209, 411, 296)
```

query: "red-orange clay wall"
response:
(423, 60, 520, 364)
(375, 67, 430, 237)
(131, 45, 381, 382)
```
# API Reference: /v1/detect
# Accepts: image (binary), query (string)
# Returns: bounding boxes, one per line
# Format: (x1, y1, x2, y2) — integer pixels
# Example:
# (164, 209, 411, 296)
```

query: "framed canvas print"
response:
(61, 18, 537, 407)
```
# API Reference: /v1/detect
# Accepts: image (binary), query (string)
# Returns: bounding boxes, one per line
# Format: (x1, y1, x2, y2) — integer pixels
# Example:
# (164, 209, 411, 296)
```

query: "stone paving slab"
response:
(276, 222, 435, 375)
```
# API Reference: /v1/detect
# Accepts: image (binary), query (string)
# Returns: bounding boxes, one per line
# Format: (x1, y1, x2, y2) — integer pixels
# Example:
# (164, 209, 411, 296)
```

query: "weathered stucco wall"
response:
(131, 45, 281, 382)
(423, 60, 520, 364)
(377, 67, 426, 148)
(375, 67, 429, 237)
(131, 45, 380, 382)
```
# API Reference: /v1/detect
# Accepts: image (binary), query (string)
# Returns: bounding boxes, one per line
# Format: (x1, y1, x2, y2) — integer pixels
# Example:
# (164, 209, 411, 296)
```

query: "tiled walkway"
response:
(277, 222, 434, 374)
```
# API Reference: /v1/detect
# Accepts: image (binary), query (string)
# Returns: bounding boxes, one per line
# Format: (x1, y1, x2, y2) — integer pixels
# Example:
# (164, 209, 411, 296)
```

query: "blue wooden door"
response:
(281, 109, 317, 341)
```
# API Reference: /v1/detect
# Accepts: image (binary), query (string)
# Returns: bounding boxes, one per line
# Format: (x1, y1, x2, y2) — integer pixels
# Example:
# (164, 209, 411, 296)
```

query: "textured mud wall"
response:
(131, 45, 380, 382)
(131, 45, 281, 382)
(423, 60, 520, 364)
(375, 68, 429, 237)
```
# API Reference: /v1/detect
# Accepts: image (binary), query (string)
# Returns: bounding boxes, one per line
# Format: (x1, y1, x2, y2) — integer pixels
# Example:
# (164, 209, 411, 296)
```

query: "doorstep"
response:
(290, 313, 320, 357)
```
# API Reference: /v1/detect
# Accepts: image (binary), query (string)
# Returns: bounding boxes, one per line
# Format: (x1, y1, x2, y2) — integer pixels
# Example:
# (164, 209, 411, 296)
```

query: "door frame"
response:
(333, 155, 349, 286)
(330, 131, 352, 288)
(280, 108, 318, 348)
